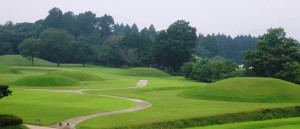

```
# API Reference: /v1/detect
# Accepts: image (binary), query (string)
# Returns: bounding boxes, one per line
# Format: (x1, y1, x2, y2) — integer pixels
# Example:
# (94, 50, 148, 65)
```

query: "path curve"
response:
(25, 80, 151, 129)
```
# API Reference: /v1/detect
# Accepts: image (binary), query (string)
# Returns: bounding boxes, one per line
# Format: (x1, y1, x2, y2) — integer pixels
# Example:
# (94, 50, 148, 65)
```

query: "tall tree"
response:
(244, 28, 300, 84)
(124, 24, 132, 33)
(39, 28, 74, 66)
(131, 23, 139, 33)
(43, 7, 63, 29)
(18, 38, 40, 66)
(148, 24, 157, 37)
(0, 42, 13, 55)
(74, 36, 94, 67)
(152, 20, 197, 71)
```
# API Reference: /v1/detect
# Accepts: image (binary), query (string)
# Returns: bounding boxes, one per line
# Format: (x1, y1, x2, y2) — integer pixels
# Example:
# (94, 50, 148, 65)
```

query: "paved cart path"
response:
(24, 80, 151, 129)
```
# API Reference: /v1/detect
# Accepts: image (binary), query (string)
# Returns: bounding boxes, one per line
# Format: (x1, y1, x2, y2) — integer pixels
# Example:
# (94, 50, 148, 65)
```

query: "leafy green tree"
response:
(181, 62, 195, 78)
(74, 36, 94, 67)
(0, 42, 13, 55)
(97, 14, 115, 38)
(62, 11, 76, 35)
(39, 28, 74, 67)
(152, 20, 197, 71)
(0, 85, 12, 100)
(18, 38, 40, 66)
(244, 28, 300, 84)
(43, 7, 63, 29)
(191, 59, 213, 82)
(98, 36, 125, 67)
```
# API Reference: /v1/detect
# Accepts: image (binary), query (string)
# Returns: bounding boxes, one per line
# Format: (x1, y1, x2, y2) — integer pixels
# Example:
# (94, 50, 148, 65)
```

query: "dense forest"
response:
(0, 7, 259, 69)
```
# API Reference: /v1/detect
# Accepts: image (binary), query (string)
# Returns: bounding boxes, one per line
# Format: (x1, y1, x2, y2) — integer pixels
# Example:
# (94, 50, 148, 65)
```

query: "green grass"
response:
(180, 77, 300, 103)
(2, 66, 300, 129)
(120, 67, 171, 77)
(11, 75, 79, 86)
(0, 55, 56, 66)
(77, 80, 299, 129)
(187, 117, 300, 129)
(0, 63, 21, 74)
(45, 71, 103, 81)
(0, 89, 135, 126)
(2, 125, 28, 129)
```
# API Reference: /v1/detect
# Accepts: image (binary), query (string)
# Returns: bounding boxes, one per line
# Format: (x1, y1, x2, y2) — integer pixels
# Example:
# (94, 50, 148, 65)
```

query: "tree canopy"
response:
(244, 28, 300, 84)
(152, 20, 197, 71)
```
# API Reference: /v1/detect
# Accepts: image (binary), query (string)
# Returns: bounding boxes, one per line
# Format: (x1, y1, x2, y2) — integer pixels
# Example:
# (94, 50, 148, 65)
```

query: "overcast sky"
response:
(1, 0, 300, 40)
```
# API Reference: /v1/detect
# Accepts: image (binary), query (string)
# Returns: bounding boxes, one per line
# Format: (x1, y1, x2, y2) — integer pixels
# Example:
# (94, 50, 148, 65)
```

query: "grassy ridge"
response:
(45, 71, 103, 81)
(188, 117, 300, 129)
(120, 67, 171, 77)
(0, 55, 55, 66)
(0, 64, 21, 74)
(112, 106, 300, 129)
(11, 75, 79, 86)
(180, 77, 300, 103)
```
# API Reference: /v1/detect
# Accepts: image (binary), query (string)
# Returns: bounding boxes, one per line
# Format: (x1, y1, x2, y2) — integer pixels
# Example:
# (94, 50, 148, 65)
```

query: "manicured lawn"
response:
(1, 63, 300, 129)
(77, 80, 300, 129)
(180, 77, 300, 103)
(187, 117, 300, 129)
(0, 55, 56, 66)
(0, 89, 135, 126)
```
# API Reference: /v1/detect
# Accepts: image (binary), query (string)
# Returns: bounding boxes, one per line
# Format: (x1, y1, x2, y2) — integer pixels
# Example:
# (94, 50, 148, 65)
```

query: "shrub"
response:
(0, 114, 23, 127)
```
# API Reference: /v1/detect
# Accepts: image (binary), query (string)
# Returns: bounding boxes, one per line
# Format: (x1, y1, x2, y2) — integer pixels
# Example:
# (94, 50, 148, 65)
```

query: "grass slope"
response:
(187, 117, 300, 129)
(0, 55, 55, 66)
(0, 63, 21, 74)
(45, 71, 103, 81)
(0, 89, 135, 125)
(120, 67, 171, 77)
(180, 77, 300, 103)
(11, 75, 79, 86)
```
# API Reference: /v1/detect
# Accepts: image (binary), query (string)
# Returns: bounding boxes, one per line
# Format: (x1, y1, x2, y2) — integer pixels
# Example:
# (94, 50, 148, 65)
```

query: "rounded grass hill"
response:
(180, 77, 300, 103)
(0, 55, 56, 66)
(11, 75, 79, 86)
(45, 71, 103, 81)
(0, 63, 21, 74)
(120, 67, 171, 77)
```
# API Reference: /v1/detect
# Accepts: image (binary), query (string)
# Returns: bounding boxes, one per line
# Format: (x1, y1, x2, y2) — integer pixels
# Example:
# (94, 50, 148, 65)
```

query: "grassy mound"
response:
(0, 64, 21, 74)
(180, 77, 300, 103)
(0, 55, 55, 66)
(11, 75, 79, 86)
(45, 71, 103, 81)
(120, 67, 171, 77)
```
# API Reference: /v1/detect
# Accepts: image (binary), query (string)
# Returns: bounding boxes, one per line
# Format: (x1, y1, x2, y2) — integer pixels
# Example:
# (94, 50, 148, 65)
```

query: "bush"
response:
(0, 115, 23, 127)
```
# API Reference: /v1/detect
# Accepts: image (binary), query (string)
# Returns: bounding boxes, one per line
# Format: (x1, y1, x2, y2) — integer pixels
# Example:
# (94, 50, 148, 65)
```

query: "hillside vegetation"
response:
(11, 75, 79, 86)
(120, 67, 171, 77)
(46, 71, 103, 81)
(0, 63, 21, 74)
(180, 77, 300, 103)
(0, 55, 55, 66)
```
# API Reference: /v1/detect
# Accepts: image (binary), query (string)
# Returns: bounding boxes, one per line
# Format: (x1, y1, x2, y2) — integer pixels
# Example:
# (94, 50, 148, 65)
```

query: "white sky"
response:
(1, 0, 300, 40)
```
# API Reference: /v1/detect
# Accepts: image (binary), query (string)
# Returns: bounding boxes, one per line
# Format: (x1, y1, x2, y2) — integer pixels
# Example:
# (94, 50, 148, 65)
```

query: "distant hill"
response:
(0, 55, 56, 66)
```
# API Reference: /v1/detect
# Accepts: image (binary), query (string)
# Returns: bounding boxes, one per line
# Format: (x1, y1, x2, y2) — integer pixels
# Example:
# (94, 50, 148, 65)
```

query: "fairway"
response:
(0, 89, 135, 126)
(1, 66, 300, 129)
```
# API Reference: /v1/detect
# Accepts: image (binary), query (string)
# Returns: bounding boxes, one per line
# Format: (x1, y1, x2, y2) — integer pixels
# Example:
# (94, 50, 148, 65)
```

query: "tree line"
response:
(1, 7, 300, 84)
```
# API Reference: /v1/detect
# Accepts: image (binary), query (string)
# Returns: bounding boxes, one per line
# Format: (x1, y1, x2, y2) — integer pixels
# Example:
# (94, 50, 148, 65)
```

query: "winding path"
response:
(24, 80, 151, 129)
